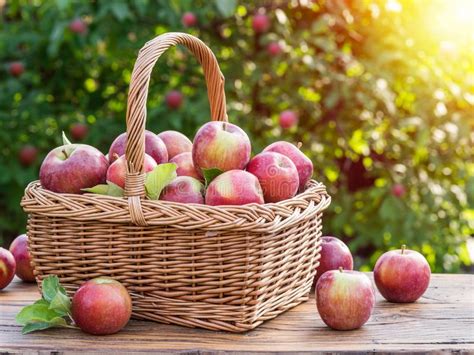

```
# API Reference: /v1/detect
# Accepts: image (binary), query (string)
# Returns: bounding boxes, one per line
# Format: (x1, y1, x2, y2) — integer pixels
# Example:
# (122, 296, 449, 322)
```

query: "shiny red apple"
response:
(71, 277, 132, 335)
(316, 268, 375, 330)
(0, 247, 16, 290)
(247, 151, 299, 203)
(205, 170, 264, 206)
(169, 152, 201, 180)
(264, 141, 313, 190)
(160, 176, 204, 204)
(40, 144, 108, 194)
(108, 130, 168, 164)
(106, 154, 157, 189)
(9, 234, 35, 283)
(192, 121, 251, 174)
(314, 236, 353, 284)
(374, 245, 431, 303)
(157, 130, 192, 159)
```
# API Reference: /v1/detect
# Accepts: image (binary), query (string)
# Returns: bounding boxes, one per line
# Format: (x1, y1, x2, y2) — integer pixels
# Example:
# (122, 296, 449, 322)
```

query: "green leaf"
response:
(49, 291, 71, 316)
(22, 322, 54, 334)
(22, 317, 69, 334)
(82, 181, 124, 197)
(16, 303, 64, 325)
(202, 168, 223, 186)
(145, 163, 177, 200)
(215, 0, 236, 17)
(62, 131, 72, 146)
(42, 275, 62, 303)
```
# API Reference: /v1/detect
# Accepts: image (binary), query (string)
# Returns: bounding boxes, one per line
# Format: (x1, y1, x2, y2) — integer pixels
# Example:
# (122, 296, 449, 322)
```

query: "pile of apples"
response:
(314, 236, 431, 330)
(38, 121, 313, 205)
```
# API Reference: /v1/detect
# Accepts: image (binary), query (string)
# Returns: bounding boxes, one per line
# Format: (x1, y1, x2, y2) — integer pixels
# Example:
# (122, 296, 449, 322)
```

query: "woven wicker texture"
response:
(21, 32, 331, 332)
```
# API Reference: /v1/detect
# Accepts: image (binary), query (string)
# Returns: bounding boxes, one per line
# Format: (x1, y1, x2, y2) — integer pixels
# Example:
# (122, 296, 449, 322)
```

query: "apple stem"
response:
(297, 142, 303, 149)
(113, 153, 120, 160)
(401, 244, 406, 254)
(62, 149, 69, 159)
(338, 266, 343, 273)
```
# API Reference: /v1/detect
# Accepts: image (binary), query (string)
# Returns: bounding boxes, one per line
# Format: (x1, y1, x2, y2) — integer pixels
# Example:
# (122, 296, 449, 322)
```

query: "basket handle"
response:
(124, 32, 227, 204)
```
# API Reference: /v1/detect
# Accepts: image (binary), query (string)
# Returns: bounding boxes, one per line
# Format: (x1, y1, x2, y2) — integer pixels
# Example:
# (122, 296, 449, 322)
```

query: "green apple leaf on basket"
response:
(145, 163, 177, 200)
(16, 275, 77, 334)
(82, 181, 124, 197)
(202, 168, 223, 187)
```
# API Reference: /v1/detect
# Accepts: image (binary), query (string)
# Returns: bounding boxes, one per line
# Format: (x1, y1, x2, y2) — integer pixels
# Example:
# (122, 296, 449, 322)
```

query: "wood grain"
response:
(0, 273, 473, 354)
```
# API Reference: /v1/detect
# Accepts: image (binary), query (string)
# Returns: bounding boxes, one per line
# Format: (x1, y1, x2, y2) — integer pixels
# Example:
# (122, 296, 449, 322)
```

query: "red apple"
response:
(205, 170, 264, 206)
(169, 152, 201, 180)
(374, 245, 431, 303)
(70, 123, 88, 141)
(18, 145, 38, 167)
(314, 236, 353, 284)
(316, 268, 375, 330)
(192, 121, 251, 174)
(40, 144, 109, 194)
(165, 90, 183, 109)
(246, 152, 299, 203)
(108, 130, 168, 164)
(106, 153, 157, 189)
(264, 141, 313, 190)
(157, 130, 192, 159)
(71, 277, 132, 335)
(252, 14, 270, 33)
(9, 61, 24, 77)
(160, 176, 204, 204)
(182, 12, 197, 27)
(267, 42, 282, 56)
(69, 18, 87, 34)
(9, 234, 35, 283)
(0, 247, 16, 290)
(391, 184, 406, 198)
(279, 110, 298, 129)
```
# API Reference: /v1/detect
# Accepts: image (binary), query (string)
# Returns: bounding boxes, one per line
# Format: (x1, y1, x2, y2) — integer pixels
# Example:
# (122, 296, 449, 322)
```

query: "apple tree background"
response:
(1, 0, 473, 272)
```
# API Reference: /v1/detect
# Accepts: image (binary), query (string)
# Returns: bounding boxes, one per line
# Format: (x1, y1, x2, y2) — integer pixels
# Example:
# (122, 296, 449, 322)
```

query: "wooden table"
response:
(0, 274, 473, 354)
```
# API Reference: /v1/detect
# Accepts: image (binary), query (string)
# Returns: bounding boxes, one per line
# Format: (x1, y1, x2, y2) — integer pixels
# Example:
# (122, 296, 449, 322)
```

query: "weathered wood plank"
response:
(0, 274, 473, 354)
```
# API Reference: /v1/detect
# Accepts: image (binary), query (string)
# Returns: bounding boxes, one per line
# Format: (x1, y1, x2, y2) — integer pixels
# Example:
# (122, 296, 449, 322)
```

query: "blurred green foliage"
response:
(1, 0, 473, 272)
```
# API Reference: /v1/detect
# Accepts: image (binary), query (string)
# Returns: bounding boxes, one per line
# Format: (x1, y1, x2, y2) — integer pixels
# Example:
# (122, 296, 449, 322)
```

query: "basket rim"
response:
(22, 180, 331, 233)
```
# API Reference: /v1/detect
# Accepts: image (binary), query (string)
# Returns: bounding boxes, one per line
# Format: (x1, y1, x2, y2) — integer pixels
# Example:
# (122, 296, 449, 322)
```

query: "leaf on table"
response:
(82, 181, 124, 197)
(16, 303, 65, 325)
(49, 291, 71, 316)
(145, 163, 177, 200)
(21, 317, 69, 334)
(62, 131, 72, 145)
(42, 275, 62, 302)
(202, 168, 223, 187)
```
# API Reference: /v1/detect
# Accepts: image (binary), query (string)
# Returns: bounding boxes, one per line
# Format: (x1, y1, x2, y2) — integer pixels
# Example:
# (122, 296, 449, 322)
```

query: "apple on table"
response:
(9, 234, 35, 283)
(0, 247, 16, 290)
(314, 236, 353, 285)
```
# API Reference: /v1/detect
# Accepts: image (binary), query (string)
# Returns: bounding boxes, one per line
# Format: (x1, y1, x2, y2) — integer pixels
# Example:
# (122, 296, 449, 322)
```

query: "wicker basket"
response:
(21, 32, 331, 332)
